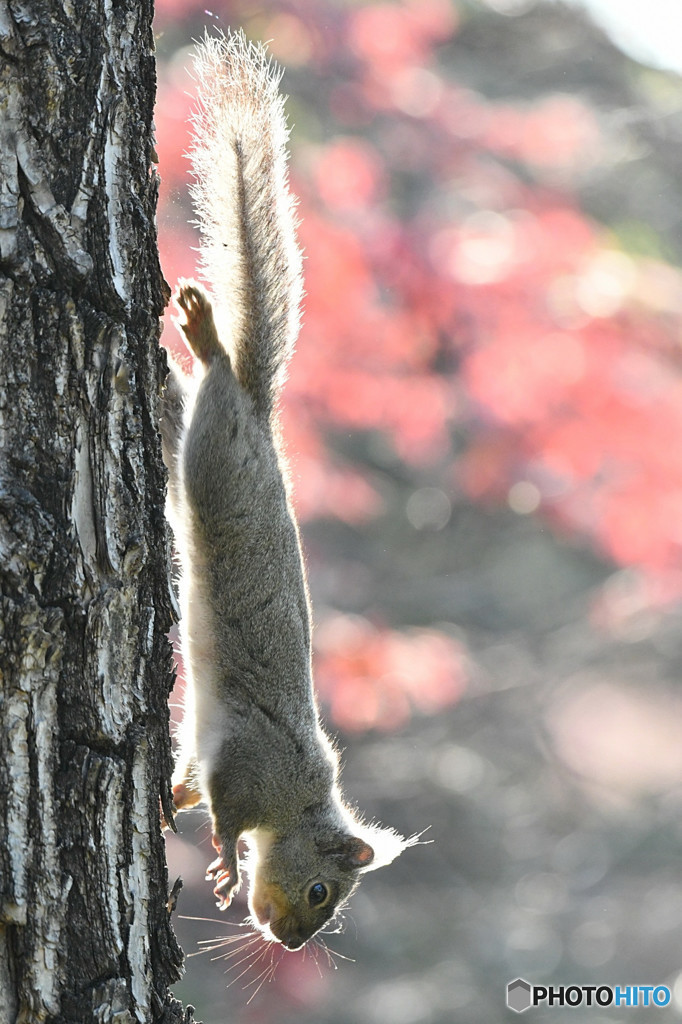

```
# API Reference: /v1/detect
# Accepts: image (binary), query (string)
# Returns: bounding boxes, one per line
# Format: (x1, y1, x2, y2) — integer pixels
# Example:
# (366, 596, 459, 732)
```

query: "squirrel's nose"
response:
(268, 919, 307, 949)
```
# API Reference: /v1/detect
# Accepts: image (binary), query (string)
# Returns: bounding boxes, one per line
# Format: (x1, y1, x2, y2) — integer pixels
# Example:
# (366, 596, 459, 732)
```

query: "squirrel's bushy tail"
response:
(188, 31, 302, 418)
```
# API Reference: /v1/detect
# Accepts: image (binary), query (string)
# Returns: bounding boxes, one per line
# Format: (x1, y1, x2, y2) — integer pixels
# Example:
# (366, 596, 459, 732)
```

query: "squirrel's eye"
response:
(308, 882, 328, 907)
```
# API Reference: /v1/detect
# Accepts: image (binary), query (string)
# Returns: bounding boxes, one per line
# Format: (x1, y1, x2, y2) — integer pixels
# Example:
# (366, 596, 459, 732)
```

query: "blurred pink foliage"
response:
(155, 0, 682, 731)
(314, 614, 467, 732)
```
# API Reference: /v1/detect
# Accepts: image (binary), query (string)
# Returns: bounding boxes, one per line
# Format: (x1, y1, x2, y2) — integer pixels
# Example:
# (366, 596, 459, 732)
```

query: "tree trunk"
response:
(0, 3, 192, 1021)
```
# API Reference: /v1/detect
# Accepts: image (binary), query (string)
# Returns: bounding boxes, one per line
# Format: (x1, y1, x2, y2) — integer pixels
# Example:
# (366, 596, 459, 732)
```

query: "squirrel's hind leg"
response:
(173, 280, 224, 366)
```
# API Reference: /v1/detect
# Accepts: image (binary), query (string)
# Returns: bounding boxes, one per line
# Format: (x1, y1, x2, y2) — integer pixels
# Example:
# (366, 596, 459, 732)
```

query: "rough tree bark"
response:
(0, 3, 193, 1021)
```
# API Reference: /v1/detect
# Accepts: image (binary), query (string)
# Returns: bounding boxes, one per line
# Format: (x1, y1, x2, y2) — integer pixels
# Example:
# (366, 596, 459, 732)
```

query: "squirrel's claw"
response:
(206, 848, 239, 909)
(212, 871, 235, 908)
(205, 854, 227, 879)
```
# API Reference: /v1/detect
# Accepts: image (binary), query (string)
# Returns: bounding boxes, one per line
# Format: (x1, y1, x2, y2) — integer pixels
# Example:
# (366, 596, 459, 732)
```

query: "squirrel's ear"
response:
(356, 824, 419, 872)
(339, 836, 375, 870)
(318, 833, 375, 870)
(321, 823, 421, 872)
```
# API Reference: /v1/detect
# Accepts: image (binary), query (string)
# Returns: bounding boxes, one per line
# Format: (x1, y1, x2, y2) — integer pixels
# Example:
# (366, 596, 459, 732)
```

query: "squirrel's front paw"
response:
(206, 836, 240, 909)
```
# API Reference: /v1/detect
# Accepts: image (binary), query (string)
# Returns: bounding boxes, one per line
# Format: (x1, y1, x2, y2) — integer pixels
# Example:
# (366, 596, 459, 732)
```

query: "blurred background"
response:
(154, 1, 682, 1020)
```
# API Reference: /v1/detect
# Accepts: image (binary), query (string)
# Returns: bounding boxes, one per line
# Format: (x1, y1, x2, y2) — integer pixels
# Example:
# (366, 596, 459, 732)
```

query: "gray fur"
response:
(162, 33, 412, 950)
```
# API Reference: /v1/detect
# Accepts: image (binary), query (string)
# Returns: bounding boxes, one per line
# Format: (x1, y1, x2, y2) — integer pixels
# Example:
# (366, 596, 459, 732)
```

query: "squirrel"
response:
(160, 30, 414, 951)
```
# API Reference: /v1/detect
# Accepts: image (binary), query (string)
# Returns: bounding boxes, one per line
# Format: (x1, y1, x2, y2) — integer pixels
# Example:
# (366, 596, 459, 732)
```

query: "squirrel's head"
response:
(246, 821, 412, 949)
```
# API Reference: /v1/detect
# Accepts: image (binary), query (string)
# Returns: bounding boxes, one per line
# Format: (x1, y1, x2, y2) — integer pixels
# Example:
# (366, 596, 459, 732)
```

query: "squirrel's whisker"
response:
(180, 914, 252, 927)
(225, 942, 271, 988)
(191, 933, 258, 957)
(243, 948, 277, 989)
(196, 931, 256, 947)
(318, 939, 354, 965)
(245, 951, 280, 1004)
(308, 940, 326, 978)
(214, 934, 263, 964)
